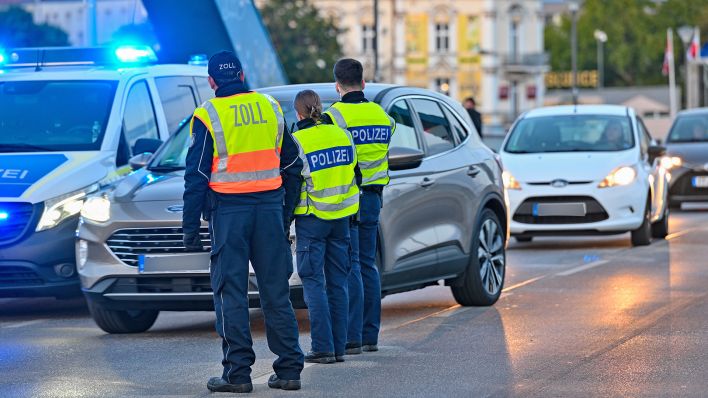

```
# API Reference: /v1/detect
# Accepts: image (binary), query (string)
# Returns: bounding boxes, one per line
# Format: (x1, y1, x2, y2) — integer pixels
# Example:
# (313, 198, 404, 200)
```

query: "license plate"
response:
(533, 202, 587, 217)
(138, 252, 210, 274)
(691, 176, 708, 188)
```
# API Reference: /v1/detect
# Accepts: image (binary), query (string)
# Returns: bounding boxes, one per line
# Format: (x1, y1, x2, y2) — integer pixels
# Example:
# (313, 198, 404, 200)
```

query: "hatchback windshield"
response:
(0, 80, 117, 152)
(666, 114, 708, 143)
(505, 114, 634, 153)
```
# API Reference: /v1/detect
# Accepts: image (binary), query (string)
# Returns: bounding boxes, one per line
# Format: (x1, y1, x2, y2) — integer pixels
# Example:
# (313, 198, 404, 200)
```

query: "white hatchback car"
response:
(500, 105, 669, 246)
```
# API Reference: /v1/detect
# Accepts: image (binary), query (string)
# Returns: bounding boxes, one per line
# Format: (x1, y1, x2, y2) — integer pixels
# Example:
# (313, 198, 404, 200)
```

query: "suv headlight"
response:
(36, 185, 98, 231)
(81, 196, 111, 223)
(598, 166, 636, 188)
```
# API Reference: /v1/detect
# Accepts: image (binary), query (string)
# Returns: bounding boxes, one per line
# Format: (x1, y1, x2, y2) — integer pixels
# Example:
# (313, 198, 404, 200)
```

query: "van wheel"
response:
(631, 199, 652, 246)
(87, 297, 159, 334)
(651, 204, 669, 239)
(451, 209, 505, 306)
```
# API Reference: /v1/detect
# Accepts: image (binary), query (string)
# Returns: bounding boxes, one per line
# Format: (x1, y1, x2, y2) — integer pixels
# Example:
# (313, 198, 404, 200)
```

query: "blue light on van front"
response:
(0, 211, 8, 220)
(114, 45, 157, 64)
(0, 50, 7, 66)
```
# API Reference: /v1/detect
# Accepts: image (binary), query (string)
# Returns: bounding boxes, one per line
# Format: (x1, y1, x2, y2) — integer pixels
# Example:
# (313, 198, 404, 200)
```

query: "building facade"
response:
(312, 0, 548, 126)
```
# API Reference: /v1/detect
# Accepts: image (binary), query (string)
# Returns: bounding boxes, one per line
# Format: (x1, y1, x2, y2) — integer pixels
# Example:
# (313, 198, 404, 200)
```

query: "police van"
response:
(0, 46, 211, 298)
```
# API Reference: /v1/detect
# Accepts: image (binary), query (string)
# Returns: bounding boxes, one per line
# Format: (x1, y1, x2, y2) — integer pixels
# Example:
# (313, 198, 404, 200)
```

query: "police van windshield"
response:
(505, 114, 635, 153)
(0, 80, 117, 152)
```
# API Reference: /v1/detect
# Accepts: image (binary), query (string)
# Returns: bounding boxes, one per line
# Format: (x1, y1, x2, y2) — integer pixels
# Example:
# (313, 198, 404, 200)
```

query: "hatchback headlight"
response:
(81, 196, 111, 223)
(36, 185, 97, 231)
(598, 166, 636, 188)
(659, 156, 682, 170)
(502, 170, 521, 190)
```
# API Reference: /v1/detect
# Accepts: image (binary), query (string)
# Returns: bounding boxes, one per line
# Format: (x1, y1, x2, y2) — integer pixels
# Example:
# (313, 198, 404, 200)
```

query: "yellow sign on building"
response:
(458, 14, 481, 65)
(405, 13, 429, 87)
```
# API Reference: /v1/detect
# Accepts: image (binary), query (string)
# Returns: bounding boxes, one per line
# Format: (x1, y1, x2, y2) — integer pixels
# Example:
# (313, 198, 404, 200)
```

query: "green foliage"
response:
(544, 0, 708, 87)
(258, 0, 344, 84)
(0, 6, 68, 48)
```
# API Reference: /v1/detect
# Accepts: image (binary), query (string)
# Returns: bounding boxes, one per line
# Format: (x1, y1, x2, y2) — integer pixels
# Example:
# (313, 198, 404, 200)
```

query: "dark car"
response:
(77, 83, 508, 334)
(663, 108, 708, 208)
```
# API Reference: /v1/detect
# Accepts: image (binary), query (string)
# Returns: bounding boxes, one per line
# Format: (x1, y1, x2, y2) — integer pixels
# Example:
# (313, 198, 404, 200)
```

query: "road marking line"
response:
(382, 304, 461, 332)
(556, 260, 610, 276)
(502, 275, 546, 292)
(1, 319, 45, 329)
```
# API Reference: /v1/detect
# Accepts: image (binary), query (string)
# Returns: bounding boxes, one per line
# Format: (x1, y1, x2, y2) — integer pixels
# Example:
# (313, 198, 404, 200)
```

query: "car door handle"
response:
(420, 177, 435, 187)
(467, 165, 481, 177)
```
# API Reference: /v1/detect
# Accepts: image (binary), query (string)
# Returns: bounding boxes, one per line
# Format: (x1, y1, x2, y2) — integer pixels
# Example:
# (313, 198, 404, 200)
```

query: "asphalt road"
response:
(1, 206, 707, 397)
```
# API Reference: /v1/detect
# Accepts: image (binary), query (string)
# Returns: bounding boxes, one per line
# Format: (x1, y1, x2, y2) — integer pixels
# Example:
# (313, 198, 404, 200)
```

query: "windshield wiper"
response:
(148, 165, 185, 172)
(0, 143, 56, 152)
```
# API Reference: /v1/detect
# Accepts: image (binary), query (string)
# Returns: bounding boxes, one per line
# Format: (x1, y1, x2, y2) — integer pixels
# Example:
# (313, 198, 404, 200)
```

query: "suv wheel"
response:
(87, 297, 159, 334)
(451, 209, 505, 306)
(631, 198, 652, 246)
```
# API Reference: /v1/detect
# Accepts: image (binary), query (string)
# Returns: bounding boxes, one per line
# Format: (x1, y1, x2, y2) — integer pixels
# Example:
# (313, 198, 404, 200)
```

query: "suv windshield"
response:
(666, 114, 708, 143)
(0, 80, 117, 152)
(505, 114, 634, 153)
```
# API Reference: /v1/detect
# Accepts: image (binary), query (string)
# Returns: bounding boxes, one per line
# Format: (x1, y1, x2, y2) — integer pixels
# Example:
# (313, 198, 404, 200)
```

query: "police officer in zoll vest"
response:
(323, 58, 396, 355)
(182, 51, 304, 393)
(289, 90, 359, 364)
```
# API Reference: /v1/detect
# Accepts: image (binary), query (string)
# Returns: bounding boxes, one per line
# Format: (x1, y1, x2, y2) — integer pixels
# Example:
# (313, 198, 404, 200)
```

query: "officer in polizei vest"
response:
(182, 51, 304, 393)
(290, 90, 360, 364)
(323, 58, 395, 355)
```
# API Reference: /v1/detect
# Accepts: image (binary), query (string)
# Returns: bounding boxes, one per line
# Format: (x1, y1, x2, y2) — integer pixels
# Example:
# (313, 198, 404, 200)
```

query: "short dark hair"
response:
(464, 97, 476, 106)
(333, 58, 363, 88)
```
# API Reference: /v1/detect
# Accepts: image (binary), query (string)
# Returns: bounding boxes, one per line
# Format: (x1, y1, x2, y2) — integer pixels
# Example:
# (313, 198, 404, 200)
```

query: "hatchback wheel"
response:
(87, 297, 159, 334)
(651, 203, 669, 239)
(631, 198, 652, 246)
(451, 209, 505, 306)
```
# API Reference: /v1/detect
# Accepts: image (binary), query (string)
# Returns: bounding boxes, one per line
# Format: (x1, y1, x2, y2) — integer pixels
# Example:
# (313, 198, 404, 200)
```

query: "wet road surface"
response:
(1, 206, 707, 397)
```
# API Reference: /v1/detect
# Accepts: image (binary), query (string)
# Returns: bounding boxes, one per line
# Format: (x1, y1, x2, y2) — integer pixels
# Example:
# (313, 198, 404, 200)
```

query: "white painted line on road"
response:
(1, 319, 45, 329)
(556, 260, 610, 276)
(502, 275, 546, 292)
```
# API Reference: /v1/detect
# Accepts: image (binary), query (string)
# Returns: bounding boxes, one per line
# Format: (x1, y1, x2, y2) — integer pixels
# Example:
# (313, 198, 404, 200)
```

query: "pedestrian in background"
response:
(182, 51, 304, 393)
(291, 90, 360, 364)
(323, 58, 395, 355)
(463, 97, 483, 138)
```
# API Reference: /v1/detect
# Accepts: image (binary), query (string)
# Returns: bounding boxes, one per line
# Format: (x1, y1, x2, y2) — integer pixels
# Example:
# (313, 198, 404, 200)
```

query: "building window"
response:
(362, 24, 375, 53)
(435, 78, 450, 96)
(435, 23, 450, 52)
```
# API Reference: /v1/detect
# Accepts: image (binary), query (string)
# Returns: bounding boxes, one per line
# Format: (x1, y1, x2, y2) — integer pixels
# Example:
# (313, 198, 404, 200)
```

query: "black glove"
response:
(183, 232, 204, 252)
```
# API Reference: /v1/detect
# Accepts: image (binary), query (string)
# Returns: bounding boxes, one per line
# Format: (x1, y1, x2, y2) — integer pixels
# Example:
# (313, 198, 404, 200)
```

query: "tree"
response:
(0, 6, 68, 48)
(258, 0, 343, 84)
(544, 0, 708, 87)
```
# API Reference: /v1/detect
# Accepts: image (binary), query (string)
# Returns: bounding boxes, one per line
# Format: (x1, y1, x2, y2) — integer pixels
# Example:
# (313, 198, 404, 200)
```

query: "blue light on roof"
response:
(114, 45, 157, 64)
(188, 54, 208, 66)
(0, 50, 6, 66)
(0, 212, 8, 220)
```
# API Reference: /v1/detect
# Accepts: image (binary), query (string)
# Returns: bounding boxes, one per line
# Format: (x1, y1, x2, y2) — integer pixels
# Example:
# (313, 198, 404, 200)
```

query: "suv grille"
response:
(0, 202, 35, 245)
(106, 227, 211, 267)
(0, 266, 44, 287)
(513, 196, 609, 224)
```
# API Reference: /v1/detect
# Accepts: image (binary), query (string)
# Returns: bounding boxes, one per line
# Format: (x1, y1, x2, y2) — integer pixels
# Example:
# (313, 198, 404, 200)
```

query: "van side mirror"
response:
(389, 147, 424, 171)
(128, 152, 152, 170)
(133, 138, 163, 156)
(648, 145, 666, 164)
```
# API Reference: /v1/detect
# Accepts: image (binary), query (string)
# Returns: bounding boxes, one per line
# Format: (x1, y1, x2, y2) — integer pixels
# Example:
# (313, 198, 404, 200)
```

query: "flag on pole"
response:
(687, 27, 700, 61)
(662, 29, 673, 76)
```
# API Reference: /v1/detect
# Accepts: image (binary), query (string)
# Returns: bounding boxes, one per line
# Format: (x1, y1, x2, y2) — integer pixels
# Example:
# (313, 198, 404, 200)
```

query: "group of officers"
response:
(182, 51, 395, 393)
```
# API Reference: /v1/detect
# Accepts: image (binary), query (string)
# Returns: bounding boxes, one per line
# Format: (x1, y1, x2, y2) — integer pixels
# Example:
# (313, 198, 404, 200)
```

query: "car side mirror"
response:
(648, 145, 666, 163)
(128, 152, 152, 170)
(132, 138, 163, 156)
(389, 147, 424, 171)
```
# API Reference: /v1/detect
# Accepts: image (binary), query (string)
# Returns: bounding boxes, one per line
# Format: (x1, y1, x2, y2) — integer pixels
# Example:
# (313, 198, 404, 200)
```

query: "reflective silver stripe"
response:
(359, 157, 387, 170)
(307, 191, 359, 212)
(203, 101, 229, 173)
(263, 94, 284, 157)
(327, 107, 348, 129)
(363, 169, 389, 184)
(211, 168, 281, 182)
(309, 183, 355, 199)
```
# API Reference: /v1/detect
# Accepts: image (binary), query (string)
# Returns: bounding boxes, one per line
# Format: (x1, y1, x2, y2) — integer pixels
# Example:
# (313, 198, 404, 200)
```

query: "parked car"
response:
(77, 83, 508, 333)
(0, 46, 211, 298)
(499, 105, 669, 246)
(661, 108, 708, 208)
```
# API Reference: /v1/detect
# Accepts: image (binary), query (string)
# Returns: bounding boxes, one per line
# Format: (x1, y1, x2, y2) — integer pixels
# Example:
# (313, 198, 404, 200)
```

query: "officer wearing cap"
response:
(323, 58, 395, 356)
(182, 51, 304, 393)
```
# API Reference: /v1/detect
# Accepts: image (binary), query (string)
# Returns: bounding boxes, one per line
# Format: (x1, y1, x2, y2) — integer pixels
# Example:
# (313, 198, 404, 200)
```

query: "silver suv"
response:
(77, 83, 509, 333)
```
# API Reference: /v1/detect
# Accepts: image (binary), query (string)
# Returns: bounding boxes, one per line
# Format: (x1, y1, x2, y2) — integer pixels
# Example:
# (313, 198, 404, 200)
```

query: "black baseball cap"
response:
(208, 51, 243, 82)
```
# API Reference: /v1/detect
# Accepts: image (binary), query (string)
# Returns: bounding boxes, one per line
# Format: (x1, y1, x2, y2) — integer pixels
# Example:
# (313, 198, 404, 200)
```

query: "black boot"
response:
(304, 351, 336, 364)
(207, 377, 253, 393)
(267, 374, 301, 390)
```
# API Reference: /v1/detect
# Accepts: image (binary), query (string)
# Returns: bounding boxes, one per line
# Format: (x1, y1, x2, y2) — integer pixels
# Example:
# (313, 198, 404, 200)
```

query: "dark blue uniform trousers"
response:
(347, 190, 383, 346)
(210, 198, 304, 384)
(295, 215, 350, 356)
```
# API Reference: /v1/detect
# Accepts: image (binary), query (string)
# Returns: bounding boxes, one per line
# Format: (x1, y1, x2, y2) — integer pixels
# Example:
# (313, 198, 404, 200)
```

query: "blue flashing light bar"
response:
(0, 50, 6, 66)
(0, 211, 9, 220)
(188, 54, 208, 66)
(114, 45, 157, 64)
(0, 45, 158, 69)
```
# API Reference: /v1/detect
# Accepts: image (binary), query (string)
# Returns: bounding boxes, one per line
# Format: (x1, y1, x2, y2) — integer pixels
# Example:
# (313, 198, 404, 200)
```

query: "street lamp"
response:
(594, 30, 607, 89)
(508, 4, 524, 120)
(568, 1, 580, 104)
(677, 25, 694, 108)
